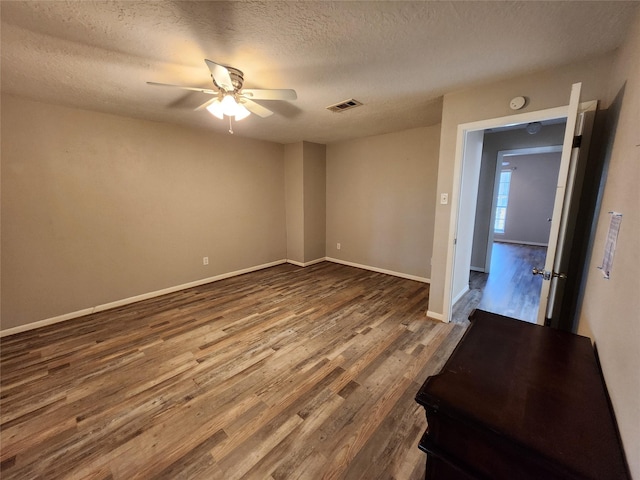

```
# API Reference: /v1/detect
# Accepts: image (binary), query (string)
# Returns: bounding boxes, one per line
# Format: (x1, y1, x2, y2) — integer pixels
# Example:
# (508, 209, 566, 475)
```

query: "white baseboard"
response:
(451, 285, 470, 305)
(325, 257, 430, 283)
(494, 239, 548, 247)
(2, 257, 430, 338)
(286, 257, 326, 267)
(1, 307, 99, 338)
(0, 259, 287, 338)
(426, 310, 445, 322)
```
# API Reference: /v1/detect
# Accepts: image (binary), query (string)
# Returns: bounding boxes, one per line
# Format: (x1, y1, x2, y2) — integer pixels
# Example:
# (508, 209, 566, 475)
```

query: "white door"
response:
(534, 82, 589, 325)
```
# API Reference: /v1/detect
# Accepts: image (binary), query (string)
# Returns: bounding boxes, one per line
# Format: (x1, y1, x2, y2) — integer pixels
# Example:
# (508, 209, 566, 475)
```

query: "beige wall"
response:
(302, 142, 326, 263)
(429, 54, 614, 315)
(495, 152, 561, 245)
(1, 95, 286, 330)
(284, 141, 326, 264)
(284, 142, 304, 263)
(326, 125, 440, 280)
(578, 11, 640, 477)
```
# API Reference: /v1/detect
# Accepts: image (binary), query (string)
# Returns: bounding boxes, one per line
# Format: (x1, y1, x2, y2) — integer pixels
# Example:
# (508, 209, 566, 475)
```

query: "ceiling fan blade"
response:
(240, 99, 274, 118)
(240, 89, 297, 101)
(146, 81, 216, 95)
(204, 59, 234, 92)
(195, 98, 218, 111)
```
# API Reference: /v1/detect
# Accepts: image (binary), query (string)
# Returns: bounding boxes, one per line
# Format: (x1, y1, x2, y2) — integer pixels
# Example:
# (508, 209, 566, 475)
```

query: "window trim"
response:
(494, 169, 512, 234)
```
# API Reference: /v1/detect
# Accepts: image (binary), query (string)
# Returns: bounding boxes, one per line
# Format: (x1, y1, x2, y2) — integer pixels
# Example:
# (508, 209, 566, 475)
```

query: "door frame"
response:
(442, 105, 570, 324)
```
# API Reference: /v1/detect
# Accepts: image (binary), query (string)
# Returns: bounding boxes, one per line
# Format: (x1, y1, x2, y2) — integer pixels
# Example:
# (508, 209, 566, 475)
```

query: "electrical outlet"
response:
(337, 243, 341, 250)
(203, 257, 209, 265)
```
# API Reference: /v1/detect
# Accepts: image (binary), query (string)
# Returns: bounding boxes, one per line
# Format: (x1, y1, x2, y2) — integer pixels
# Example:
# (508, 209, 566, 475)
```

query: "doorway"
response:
(442, 97, 578, 325)
(470, 140, 565, 323)
(443, 87, 596, 327)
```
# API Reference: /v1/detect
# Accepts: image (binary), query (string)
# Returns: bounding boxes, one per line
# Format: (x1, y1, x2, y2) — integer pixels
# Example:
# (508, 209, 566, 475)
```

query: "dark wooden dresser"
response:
(415, 309, 629, 480)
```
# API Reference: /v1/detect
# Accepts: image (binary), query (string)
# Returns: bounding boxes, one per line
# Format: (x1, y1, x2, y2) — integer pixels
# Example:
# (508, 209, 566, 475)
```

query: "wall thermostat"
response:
(510, 96, 526, 110)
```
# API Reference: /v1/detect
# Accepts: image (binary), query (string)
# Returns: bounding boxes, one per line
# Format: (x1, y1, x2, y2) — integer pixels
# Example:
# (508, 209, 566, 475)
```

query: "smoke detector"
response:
(510, 96, 526, 110)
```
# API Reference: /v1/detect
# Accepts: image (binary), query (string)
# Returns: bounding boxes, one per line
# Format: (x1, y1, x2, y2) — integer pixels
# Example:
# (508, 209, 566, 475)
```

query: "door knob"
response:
(532, 267, 549, 280)
(532, 268, 566, 280)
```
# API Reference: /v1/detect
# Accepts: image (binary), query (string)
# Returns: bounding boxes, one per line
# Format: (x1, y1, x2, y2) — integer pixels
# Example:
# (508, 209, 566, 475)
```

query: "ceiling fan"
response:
(148, 59, 297, 128)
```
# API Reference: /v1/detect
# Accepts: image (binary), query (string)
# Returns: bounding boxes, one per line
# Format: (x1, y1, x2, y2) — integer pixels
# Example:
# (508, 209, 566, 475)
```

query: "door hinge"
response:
(572, 135, 582, 148)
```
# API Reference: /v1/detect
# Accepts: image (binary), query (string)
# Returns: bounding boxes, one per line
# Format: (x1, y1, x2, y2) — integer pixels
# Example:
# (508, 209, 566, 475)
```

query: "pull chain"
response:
(228, 116, 234, 134)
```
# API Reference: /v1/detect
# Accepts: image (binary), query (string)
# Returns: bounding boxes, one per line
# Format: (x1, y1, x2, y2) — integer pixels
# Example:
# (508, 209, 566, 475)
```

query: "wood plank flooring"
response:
(0, 262, 466, 479)
(475, 242, 547, 323)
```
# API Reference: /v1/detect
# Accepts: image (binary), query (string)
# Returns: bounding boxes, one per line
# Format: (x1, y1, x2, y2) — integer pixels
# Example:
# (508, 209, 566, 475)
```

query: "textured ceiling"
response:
(1, 1, 638, 144)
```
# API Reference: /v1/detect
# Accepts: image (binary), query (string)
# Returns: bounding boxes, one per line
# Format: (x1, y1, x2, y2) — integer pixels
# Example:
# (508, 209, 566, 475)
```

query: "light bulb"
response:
(221, 95, 239, 117)
(234, 103, 250, 121)
(206, 99, 224, 119)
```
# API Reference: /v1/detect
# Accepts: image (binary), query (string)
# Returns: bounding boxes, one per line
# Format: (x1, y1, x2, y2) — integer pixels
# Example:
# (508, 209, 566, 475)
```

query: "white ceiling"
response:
(1, 1, 638, 144)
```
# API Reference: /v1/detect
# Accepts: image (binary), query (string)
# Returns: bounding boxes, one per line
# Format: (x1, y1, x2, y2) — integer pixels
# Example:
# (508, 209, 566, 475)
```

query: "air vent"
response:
(326, 99, 363, 113)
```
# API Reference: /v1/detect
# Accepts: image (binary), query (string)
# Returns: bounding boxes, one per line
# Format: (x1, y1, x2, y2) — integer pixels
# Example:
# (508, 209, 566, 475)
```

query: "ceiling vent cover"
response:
(326, 99, 362, 113)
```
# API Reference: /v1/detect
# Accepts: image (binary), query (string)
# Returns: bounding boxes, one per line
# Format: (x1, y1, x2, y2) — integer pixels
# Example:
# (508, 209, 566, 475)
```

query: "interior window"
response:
(494, 170, 512, 234)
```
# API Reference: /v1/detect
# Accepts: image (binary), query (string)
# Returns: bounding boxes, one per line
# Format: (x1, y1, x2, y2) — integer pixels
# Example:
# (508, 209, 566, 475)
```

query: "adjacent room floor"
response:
(466, 242, 547, 324)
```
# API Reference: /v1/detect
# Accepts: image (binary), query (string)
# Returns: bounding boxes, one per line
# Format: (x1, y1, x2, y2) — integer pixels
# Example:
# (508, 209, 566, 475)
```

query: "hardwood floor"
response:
(475, 242, 547, 323)
(0, 262, 466, 479)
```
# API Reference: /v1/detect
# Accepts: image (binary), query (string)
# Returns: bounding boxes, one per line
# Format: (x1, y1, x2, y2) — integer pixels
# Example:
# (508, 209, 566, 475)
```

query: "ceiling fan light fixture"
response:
(149, 59, 295, 127)
(206, 95, 251, 121)
(206, 99, 224, 119)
